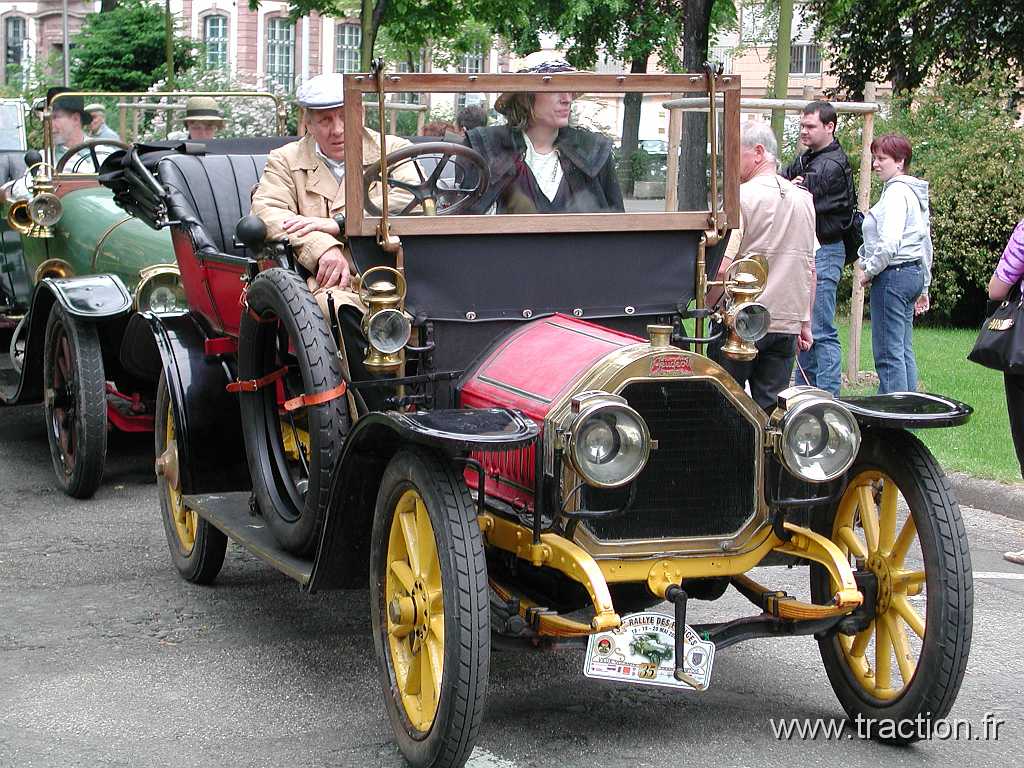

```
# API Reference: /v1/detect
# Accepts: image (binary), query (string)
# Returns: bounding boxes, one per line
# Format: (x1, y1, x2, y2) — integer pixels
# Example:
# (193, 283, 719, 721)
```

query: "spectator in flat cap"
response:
(85, 103, 121, 141)
(465, 60, 623, 214)
(252, 72, 417, 292)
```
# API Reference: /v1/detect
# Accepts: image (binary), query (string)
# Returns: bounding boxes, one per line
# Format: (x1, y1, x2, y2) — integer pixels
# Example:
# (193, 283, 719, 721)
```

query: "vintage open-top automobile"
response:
(0, 90, 287, 497)
(99, 67, 973, 768)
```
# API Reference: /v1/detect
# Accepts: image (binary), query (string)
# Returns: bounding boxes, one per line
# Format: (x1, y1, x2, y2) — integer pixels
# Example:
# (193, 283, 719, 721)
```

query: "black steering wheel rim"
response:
(362, 141, 489, 217)
(54, 139, 131, 174)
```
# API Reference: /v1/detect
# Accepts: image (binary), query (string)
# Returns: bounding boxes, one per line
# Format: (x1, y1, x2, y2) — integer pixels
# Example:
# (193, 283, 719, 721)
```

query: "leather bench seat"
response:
(157, 153, 268, 258)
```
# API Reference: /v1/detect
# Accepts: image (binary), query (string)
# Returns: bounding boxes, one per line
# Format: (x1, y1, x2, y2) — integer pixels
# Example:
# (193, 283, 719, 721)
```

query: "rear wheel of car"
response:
(811, 430, 973, 743)
(238, 268, 349, 557)
(42, 302, 106, 498)
(370, 449, 489, 768)
(155, 372, 226, 584)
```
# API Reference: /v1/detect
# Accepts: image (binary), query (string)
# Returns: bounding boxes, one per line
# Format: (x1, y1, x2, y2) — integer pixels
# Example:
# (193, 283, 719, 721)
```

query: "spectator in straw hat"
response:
(85, 103, 121, 141)
(176, 96, 224, 141)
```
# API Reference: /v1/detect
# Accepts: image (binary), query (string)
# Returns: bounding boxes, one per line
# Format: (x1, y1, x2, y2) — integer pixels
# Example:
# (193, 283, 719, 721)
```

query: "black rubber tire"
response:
(811, 430, 973, 743)
(42, 302, 106, 498)
(155, 372, 227, 584)
(370, 448, 489, 768)
(238, 268, 349, 557)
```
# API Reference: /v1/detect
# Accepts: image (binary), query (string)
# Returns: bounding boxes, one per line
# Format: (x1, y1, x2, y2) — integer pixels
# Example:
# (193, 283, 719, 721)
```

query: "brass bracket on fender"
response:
(773, 521, 863, 611)
(478, 513, 620, 632)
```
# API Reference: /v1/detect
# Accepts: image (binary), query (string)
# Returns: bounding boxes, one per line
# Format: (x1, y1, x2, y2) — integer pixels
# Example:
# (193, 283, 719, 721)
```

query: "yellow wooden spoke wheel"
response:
(832, 470, 926, 700)
(370, 449, 489, 768)
(811, 431, 972, 743)
(155, 373, 226, 584)
(385, 489, 445, 731)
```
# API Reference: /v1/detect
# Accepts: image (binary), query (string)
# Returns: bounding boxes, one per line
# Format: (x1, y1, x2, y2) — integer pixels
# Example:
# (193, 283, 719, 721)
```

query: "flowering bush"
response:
(141, 66, 297, 141)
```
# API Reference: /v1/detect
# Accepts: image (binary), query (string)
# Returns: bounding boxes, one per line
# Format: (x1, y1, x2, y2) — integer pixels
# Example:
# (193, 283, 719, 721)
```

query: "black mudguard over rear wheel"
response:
(238, 268, 349, 557)
(811, 430, 973, 743)
(42, 302, 107, 498)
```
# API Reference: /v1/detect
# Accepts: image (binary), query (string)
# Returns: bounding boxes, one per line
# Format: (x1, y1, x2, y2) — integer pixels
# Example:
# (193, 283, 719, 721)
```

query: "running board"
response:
(183, 492, 313, 586)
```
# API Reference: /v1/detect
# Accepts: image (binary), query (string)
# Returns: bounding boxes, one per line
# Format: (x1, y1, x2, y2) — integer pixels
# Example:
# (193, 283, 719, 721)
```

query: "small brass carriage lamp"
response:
(719, 257, 770, 362)
(358, 266, 412, 374)
(8, 162, 62, 239)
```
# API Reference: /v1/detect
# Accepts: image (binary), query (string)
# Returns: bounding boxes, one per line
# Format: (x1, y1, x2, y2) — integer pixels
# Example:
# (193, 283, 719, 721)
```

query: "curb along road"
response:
(951, 472, 1024, 522)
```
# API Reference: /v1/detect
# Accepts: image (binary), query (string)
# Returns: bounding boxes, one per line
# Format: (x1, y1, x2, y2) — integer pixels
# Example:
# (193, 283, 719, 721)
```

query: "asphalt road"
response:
(2, 402, 1023, 768)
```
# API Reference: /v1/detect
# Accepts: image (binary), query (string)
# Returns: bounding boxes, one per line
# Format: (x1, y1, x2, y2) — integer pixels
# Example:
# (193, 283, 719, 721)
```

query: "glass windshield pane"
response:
(361, 85, 725, 218)
(0, 101, 24, 151)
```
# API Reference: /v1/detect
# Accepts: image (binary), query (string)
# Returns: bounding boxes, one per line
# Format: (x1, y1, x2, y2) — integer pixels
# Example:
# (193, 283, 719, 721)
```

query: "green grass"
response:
(838, 319, 1022, 483)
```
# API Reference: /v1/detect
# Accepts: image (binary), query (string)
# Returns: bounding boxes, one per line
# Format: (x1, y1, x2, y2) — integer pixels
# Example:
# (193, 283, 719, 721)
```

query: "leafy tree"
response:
(70, 0, 195, 92)
(804, 0, 1024, 98)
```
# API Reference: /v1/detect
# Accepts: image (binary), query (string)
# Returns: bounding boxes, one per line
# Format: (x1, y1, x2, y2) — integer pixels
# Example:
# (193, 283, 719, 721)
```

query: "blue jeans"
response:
(796, 240, 845, 396)
(870, 262, 924, 394)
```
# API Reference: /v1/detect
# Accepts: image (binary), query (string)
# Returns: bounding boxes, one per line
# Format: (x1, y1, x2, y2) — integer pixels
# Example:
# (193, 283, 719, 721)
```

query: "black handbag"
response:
(842, 210, 865, 266)
(967, 282, 1024, 374)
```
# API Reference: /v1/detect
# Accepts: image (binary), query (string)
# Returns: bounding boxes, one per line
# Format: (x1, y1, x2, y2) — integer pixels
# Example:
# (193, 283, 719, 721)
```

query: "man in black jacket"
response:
(781, 100, 855, 396)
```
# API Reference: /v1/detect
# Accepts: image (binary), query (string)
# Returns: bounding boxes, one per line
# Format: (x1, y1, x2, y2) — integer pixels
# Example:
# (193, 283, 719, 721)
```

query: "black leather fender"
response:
(1, 275, 131, 406)
(146, 311, 250, 495)
(308, 408, 539, 592)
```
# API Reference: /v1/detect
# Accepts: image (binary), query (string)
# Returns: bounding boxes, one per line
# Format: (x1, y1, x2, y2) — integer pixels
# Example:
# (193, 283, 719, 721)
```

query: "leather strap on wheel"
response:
(226, 366, 288, 393)
(283, 381, 348, 412)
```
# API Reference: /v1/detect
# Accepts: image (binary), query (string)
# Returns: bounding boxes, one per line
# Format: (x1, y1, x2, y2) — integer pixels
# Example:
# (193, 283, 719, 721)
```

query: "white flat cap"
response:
(296, 73, 346, 110)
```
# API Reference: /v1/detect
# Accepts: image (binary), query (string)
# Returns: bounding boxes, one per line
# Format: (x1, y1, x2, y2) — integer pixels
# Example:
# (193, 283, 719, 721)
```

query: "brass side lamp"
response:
(716, 256, 771, 362)
(357, 266, 412, 374)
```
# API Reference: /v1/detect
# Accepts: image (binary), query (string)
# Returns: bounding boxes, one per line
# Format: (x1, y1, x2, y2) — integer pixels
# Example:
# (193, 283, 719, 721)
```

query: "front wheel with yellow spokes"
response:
(812, 430, 973, 743)
(370, 449, 489, 768)
(155, 372, 226, 584)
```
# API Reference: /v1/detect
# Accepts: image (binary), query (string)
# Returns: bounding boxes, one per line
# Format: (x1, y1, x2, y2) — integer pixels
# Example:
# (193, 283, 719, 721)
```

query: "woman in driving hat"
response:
(465, 60, 623, 214)
(181, 96, 225, 141)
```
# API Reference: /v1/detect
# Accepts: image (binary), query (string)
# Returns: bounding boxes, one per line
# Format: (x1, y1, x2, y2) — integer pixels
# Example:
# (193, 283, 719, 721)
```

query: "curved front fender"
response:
(42, 274, 131, 319)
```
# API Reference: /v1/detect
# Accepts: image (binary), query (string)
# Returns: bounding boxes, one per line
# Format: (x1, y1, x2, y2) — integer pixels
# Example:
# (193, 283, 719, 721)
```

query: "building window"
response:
(5, 16, 26, 74)
(741, 4, 769, 43)
(265, 17, 295, 92)
(456, 45, 485, 111)
(790, 44, 821, 76)
(204, 15, 228, 70)
(710, 46, 733, 75)
(394, 52, 424, 104)
(335, 23, 361, 73)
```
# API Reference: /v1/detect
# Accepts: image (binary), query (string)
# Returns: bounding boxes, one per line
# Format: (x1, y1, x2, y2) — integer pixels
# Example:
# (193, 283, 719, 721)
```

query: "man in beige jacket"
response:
(709, 121, 817, 411)
(251, 72, 414, 291)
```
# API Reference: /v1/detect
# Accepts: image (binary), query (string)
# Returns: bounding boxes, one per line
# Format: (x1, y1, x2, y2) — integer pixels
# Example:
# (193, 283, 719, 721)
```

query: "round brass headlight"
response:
(367, 308, 412, 355)
(134, 265, 185, 313)
(566, 400, 651, 489)
(28, 192, 62, 227)
(773, 392, 861, 482)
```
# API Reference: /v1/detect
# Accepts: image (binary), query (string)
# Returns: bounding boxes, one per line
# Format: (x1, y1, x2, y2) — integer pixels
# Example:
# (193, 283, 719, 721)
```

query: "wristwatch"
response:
(333, 213, 346, 237)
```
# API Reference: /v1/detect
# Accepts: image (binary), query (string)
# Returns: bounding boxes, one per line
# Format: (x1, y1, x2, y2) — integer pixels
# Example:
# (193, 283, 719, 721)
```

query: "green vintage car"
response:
(0, 90, 287, 498)
(630, 632, 674, 665)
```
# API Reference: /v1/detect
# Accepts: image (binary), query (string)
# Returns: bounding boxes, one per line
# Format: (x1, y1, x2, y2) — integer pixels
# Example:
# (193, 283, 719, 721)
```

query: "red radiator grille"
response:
(466, 443, 537, 512)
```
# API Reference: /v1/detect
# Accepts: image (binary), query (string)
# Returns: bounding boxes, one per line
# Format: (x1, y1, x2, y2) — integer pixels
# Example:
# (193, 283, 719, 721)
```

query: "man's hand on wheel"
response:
(282, 215, 341, 238)
(316, 247, 351, 289)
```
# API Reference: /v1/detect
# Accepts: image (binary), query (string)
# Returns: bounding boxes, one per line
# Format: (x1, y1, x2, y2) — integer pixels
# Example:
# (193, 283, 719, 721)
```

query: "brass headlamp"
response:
(357, 266, 411, 374)
(7, 162, 62, 238)
(718, 256, 770, 362)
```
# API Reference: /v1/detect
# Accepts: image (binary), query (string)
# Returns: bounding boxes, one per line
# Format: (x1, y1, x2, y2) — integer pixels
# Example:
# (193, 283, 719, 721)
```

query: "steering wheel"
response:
(54, 139, 131, 175)
(362, 141, 489, 216)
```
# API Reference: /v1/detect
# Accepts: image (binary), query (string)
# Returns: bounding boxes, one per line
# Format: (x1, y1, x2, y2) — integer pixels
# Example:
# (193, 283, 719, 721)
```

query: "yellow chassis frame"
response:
(478, 514, 862, 638)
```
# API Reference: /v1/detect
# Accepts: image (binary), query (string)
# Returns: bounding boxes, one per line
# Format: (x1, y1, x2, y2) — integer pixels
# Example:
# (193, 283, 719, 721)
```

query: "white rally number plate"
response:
(583, 611, 715, 691)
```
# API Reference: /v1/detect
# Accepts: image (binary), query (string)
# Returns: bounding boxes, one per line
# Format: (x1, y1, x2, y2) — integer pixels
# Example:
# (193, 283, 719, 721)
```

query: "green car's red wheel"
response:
(42, 302, 106, 498)
(155, 372, 226, 584)
(370, 449, 489, 768)
(812, 430, 973, 743)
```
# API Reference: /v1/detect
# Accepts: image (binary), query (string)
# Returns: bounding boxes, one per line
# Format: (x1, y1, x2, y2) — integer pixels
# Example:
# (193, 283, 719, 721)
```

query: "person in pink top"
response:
(989, 219, 1024, 564)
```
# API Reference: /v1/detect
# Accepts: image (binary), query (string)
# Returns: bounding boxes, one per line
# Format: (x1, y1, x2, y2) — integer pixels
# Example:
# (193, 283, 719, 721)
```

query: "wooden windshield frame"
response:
(342, 72, 740, 238)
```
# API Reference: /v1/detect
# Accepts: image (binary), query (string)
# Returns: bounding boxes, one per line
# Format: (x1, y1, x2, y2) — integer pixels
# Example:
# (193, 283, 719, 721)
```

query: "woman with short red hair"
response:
(856, 133, 934, 394)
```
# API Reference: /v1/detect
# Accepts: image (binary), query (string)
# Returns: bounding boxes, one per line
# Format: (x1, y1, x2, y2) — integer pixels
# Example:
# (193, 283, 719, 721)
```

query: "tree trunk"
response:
(101, 0, 119, 11)
(677, 0, 714, 212)
(360, 0, 388, 70)
(619, 55, 649, 198)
